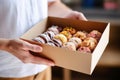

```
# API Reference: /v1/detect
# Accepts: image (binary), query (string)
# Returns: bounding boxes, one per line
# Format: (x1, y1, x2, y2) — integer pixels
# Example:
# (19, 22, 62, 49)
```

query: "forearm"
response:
(48, 0, 72, 17)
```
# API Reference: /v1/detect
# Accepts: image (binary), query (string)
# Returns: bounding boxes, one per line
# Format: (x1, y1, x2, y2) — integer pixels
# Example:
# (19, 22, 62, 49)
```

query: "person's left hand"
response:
(64, 11, 87, 21)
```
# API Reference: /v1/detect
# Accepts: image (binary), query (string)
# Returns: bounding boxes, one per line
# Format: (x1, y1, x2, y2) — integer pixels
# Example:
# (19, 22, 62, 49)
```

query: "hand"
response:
(2, 39, 54, 66)
(64, 11, 87, 21)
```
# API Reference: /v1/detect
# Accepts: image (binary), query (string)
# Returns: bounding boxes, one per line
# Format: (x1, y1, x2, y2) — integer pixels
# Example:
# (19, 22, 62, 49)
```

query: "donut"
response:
(60, 31, 72, 40)
(63, 27, 76, 34)
(62, 42, 76, 51)
(38, 34, 51, 43)
(46, 41, 56, 47)
(77, 46, 91, 53)
(56, 25, 63, 32)
(81, 37, 97, 50)
(44, 31, 55, 39)
(54, 34, 67, 43)
(87, 30, 102, 41)
(32, 37, 46, 44)
(69, 37, 82, 48)
(73, 31, 87, 40)
(47, 25, 62, 34)
(52, 38, 63, 47)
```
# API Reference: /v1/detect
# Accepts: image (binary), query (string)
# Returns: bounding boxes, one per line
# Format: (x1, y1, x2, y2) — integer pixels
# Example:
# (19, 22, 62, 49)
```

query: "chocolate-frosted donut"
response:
(44, 31, 55, 39)
(46, 41, 56, 47)
(32, 37, 46, 44)
(52, 38, 63, 47)
(38, 34, 51, 43)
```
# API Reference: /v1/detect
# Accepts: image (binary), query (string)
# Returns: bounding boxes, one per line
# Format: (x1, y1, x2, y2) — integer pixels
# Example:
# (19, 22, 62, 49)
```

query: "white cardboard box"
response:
(21, 17, 110, 75)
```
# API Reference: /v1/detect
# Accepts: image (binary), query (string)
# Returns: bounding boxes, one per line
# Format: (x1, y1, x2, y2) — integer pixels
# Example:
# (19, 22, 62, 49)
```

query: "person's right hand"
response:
(0, 38, 54, 66)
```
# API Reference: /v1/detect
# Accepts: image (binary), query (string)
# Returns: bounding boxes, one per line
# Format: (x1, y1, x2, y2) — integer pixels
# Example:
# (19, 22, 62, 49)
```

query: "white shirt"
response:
(0, 0, 53, 78)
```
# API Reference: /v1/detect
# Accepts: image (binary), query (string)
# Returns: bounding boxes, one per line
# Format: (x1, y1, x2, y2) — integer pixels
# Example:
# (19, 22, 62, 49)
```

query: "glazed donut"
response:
(63, 27, 76, 34)
(73, 31, 87, 40)
(69, 37, 82, 48)
(63, 42, 76, 51)
(81, 37, 97, 50)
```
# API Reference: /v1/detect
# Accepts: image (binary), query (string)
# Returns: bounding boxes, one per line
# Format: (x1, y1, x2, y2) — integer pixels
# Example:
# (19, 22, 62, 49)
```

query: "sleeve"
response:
(47, 0, 55, 2)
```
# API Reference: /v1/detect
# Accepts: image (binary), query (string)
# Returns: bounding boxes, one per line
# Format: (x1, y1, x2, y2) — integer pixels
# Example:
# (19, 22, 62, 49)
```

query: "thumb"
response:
(76, 12, 87, 21)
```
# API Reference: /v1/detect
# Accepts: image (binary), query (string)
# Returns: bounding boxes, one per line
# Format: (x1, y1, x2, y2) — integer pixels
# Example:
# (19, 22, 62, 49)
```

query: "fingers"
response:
(64, 11, 87, 21)
(20, 41, 55, 66)
(6, 39, 54, 66)
(77, 13, 87, 21)
(22, 40, 43, 52)
(21, 54, 55, 66)
(26, 44, 42, 52)
(74, 11, 87, 21)
(31, 57, 55, 66)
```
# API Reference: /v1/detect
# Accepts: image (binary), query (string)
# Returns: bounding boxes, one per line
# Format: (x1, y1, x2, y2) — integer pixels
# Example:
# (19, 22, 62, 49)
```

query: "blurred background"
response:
(52, 0, 120, 80)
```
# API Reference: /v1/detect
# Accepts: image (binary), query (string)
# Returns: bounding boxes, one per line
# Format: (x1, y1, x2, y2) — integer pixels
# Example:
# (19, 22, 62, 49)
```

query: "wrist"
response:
(0, 38, 10, 50)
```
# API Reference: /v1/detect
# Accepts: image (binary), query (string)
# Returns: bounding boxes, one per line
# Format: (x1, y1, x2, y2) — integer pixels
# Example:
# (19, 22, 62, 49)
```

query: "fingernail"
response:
(49, 62, 55, 66)
(36, 46, 43, 52)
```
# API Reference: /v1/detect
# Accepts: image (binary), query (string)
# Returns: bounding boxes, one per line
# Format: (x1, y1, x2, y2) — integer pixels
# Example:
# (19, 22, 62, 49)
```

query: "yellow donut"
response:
(60, 31, 72, 40)
(63, 27, 76, 34)
(54, 34, 67, 43)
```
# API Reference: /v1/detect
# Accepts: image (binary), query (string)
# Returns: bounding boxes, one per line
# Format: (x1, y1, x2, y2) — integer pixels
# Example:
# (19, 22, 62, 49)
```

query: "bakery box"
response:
(21, 16, 110, 75)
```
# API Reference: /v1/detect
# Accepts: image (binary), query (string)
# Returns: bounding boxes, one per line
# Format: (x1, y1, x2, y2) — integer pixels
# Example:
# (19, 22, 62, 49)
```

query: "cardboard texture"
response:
(21, 17, 110, 75)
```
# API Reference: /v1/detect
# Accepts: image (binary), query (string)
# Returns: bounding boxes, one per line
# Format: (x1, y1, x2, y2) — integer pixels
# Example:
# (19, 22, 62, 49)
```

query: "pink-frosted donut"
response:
(87, 30, 102, 41)
(47, 25, 62, 34)
(77, 46, 91, 53)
